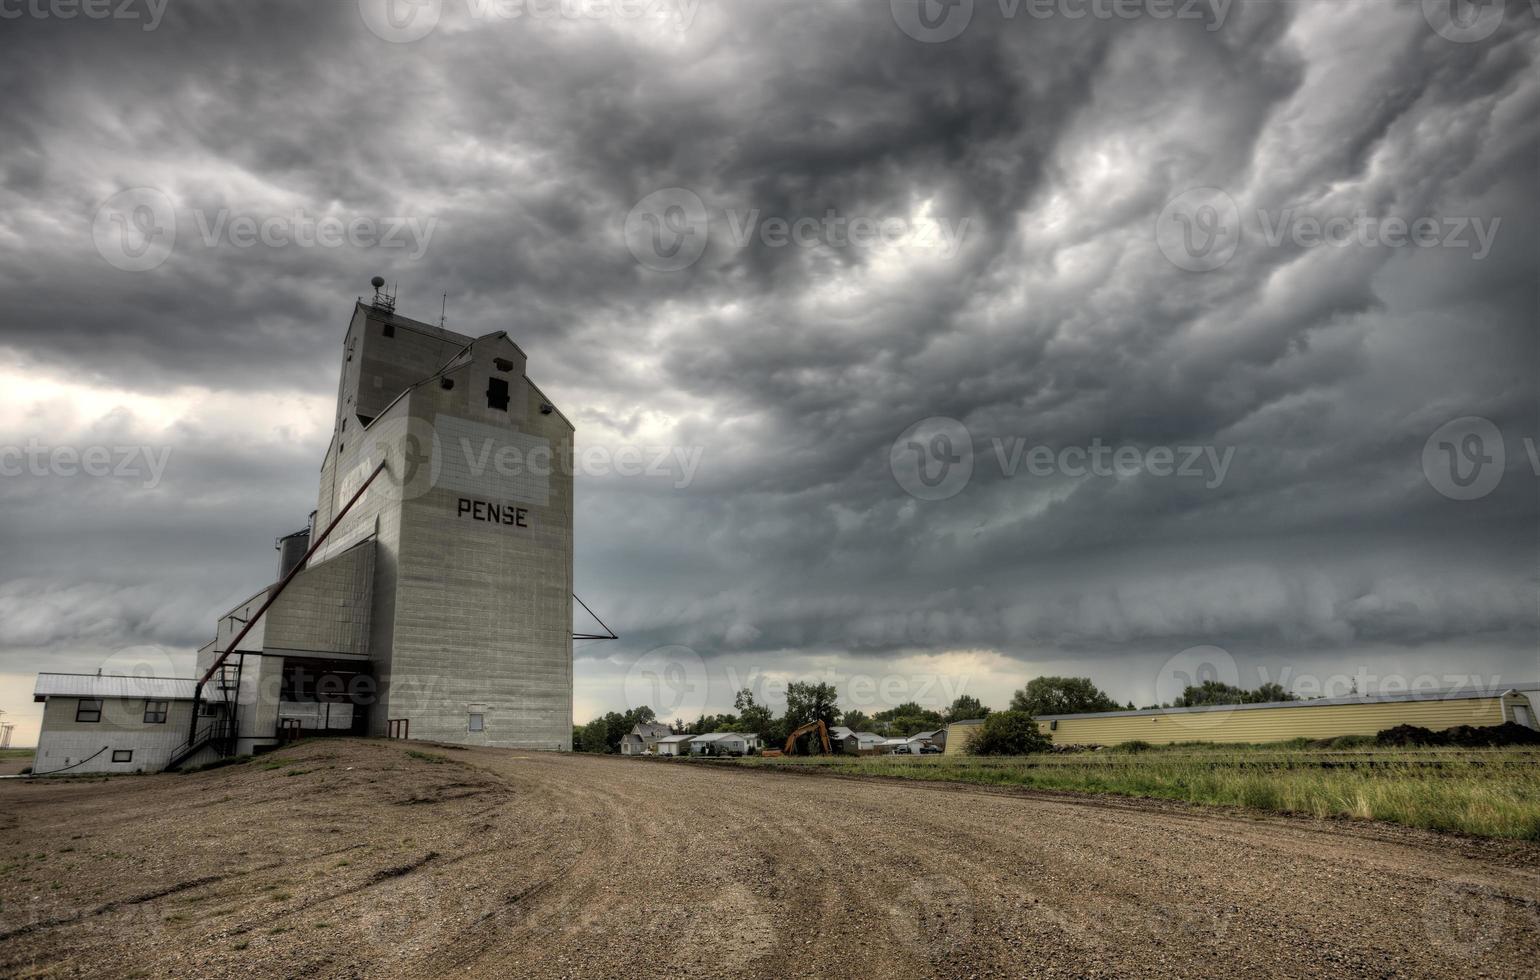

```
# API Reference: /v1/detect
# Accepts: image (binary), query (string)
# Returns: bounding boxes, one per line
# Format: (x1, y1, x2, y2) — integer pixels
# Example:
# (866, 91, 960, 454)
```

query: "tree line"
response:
(572, 675, 1301, 754)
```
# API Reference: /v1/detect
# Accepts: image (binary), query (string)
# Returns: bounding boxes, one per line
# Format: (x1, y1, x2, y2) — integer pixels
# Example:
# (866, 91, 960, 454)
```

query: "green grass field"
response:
(718, 745, 1540, 840)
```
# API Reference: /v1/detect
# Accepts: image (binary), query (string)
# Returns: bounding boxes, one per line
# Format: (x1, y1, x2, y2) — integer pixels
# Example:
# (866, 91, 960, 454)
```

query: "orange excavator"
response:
(761, 719, 832, 757)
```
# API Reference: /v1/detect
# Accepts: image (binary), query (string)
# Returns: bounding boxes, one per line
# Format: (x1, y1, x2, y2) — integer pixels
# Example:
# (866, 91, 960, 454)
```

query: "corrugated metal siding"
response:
(1044, 697, 1508, 746)
(264, 541, 375, 656)
(944, 720, 983, 755)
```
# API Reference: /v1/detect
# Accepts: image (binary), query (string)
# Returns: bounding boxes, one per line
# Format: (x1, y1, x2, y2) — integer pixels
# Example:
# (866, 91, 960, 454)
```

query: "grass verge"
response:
(720, 747, 1540, 840)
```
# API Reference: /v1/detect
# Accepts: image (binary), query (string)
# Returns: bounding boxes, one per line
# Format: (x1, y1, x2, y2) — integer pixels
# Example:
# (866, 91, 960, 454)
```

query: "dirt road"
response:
(1, 740, 1536, 978)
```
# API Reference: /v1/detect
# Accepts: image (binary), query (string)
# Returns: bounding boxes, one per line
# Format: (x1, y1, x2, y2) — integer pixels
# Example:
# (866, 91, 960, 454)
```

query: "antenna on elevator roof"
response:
(369, 275, 396, 315)
(439, 292, 447, 328)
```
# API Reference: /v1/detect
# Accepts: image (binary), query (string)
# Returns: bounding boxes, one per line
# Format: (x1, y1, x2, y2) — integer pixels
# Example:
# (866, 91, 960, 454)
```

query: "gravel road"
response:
(1, 740, 1536, 978)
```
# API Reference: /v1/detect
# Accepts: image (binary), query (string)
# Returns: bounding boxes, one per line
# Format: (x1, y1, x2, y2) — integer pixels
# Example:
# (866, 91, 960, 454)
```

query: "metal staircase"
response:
(167, 662, 242, 770)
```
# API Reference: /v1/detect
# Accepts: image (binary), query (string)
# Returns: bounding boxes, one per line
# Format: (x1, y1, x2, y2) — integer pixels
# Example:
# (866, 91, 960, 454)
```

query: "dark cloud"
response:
(1, 0, 1536, 731)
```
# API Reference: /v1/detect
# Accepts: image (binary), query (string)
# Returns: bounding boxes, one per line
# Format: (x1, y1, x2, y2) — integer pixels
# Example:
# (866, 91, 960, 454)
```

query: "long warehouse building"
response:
(945, 686, 1538, 753)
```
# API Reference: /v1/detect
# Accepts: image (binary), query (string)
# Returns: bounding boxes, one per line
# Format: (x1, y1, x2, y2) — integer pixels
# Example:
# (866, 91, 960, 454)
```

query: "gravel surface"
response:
(0, 739, 1536, 978)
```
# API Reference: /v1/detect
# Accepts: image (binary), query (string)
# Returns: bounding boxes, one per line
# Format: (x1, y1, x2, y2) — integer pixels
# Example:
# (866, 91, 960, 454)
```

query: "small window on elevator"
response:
(486, 377, 510, 411)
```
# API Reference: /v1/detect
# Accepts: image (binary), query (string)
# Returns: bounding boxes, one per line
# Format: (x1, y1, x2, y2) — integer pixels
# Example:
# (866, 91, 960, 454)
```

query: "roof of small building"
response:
(34, 673, 196, 703)
(1036, 686, 1525, 722)
(656, 734, 696, 744)
(692, 732, 752, 742)
(631, 721, 673, 737)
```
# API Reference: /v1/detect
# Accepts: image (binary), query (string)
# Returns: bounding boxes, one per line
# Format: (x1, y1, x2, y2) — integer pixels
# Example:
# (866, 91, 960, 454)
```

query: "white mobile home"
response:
(688, 732, 761, 756)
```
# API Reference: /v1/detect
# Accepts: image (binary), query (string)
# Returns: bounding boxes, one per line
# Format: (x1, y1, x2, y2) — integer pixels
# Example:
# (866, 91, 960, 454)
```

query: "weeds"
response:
(730, 747, 1540, 840)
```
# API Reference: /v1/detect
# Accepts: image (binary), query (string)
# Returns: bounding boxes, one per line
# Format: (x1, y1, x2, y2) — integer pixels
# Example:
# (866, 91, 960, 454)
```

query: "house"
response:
(837, 731, 886, 755)
(655, 733, 695, 756)
(687, 732, 762, 757)
(620, 721, 674, 755)
(32, 673, 199, 774)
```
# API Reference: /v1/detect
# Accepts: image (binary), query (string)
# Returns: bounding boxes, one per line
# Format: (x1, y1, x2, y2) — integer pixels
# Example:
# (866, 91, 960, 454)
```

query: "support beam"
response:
(188, 460, 388, 743)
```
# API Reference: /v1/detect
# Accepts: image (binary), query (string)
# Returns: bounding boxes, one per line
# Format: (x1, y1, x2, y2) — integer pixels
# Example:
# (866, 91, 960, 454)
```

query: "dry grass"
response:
(724, 746, 1540, 839)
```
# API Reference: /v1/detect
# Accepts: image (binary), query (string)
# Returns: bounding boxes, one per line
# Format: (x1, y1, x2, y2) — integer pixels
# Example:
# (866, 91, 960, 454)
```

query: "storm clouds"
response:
(1, 0, 1536, 735)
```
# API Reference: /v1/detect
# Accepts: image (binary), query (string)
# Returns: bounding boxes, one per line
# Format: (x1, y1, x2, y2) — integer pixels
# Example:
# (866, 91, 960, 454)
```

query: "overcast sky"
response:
(1, 0, 1535, 742)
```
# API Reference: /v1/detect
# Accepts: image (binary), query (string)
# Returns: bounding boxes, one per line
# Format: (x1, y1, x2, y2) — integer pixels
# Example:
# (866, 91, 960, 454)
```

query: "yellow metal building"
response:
(945, 690, 1535, 751)
(943, 718, 983, 756)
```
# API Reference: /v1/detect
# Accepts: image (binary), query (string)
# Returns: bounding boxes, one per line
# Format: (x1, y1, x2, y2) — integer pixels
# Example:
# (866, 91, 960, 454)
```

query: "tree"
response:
(734, 689, 775, 736)
(687, 712, 740, 735)
(840, 709, 874, 732)
(1171, 681, 1300, 708)
(943, 694, 990, 723)
(870, 701, 945, 737)
(1011, 677, 1121, 716)
(967, 711, 1050, 755)
(1249, 682, 1295, 705)
(784, 681, 840, 728)
(574, 705, 661, 753)
(784, 681, 839, 753)
(573, 713, 621, 753)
